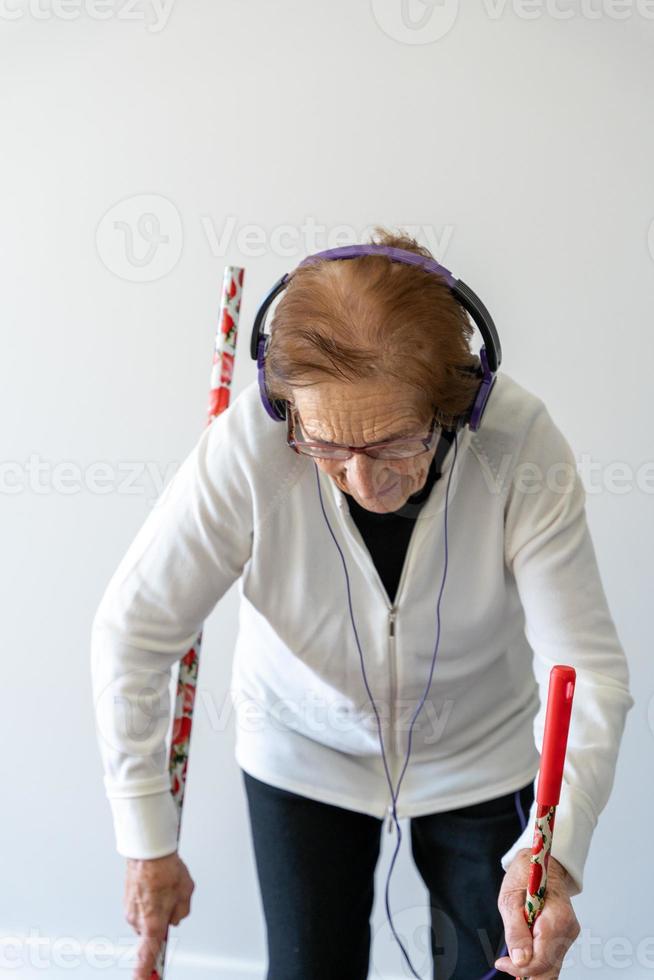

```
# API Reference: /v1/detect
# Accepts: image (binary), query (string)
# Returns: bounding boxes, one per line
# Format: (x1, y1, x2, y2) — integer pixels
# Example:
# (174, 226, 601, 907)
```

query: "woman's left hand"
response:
(494, 847, 581, 978)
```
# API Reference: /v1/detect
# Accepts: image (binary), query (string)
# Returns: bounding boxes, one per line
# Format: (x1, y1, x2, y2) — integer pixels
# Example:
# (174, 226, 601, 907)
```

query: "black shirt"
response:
(342, 429, 456, 605)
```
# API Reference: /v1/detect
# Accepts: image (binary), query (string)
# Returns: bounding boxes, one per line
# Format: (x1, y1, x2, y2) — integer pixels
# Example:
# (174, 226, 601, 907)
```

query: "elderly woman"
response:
(91, 229, 633, 980)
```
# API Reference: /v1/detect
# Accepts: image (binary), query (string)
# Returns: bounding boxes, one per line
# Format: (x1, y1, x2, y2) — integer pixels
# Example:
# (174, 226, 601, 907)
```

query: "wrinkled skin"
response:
(290, 377, 439, 513)
(124, 852, 195, 980)
(494, 848, 581, 978)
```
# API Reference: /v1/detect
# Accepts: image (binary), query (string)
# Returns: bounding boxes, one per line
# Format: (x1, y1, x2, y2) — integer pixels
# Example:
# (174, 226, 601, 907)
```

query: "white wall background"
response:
(2, 1, 653, 977)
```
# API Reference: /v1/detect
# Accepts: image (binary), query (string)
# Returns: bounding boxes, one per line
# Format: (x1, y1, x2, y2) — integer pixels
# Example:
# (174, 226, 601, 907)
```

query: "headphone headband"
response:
(249, 244, 502, 431)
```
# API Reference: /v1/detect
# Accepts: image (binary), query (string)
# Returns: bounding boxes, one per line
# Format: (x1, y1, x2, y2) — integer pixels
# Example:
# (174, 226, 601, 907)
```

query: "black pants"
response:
(241, 768, 534, 980)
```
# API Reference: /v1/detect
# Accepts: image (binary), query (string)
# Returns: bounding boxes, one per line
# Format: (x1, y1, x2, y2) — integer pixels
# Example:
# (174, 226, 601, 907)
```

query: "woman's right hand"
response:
(124, 851, 196, 980)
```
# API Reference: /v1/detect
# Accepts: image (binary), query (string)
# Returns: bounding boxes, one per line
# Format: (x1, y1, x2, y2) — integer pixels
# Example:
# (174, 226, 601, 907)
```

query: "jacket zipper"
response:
(384, 531, 419, 832)
(334, 487, 424, 832)
(387, 606, 397, 833)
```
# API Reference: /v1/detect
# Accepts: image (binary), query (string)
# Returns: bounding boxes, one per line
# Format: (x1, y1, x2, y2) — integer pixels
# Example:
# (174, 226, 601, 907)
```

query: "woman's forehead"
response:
(290, 381, 430, 440)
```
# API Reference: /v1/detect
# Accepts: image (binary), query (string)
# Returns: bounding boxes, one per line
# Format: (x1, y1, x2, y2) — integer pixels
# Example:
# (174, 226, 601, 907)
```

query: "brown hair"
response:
(264, 226, 481, 428)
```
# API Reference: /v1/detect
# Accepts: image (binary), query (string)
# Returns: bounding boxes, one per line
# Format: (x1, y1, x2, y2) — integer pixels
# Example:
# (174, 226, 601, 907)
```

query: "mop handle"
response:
(519, 665, 576, 980)
(151, 265, 245, 980)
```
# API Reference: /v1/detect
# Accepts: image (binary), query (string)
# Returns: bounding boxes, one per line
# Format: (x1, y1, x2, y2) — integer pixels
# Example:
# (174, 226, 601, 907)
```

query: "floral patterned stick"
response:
(519, 664, 576, 980)
(151, 265, 245, 980)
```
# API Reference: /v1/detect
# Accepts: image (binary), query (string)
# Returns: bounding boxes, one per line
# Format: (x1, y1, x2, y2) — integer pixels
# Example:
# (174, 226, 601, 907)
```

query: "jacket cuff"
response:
(108, 790, 180, 860)
(500, 784, 596, 897)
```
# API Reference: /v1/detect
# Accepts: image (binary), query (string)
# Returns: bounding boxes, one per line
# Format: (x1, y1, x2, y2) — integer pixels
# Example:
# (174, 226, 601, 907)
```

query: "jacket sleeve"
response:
(499, 400, 634, 896)
(90, 405, 253, 860)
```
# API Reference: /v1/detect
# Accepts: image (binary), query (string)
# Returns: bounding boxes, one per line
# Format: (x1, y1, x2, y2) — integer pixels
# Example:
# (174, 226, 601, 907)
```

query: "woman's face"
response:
(289, 379, 438, 514)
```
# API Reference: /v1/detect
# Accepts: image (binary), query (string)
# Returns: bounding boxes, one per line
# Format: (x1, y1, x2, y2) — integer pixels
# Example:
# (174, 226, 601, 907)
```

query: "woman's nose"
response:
(343, 453, 393, 496)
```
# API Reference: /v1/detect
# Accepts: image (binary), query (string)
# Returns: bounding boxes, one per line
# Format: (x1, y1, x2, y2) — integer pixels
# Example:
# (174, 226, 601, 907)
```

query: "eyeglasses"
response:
(286, 405, 441, 460)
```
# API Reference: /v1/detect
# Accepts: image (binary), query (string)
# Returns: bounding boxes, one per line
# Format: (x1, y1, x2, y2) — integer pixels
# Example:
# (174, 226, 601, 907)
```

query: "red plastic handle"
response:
(536, 665, 576, 807)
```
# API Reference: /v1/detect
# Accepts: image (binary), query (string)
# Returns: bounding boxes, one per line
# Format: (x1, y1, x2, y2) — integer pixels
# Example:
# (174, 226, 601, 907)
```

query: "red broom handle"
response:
(518, 665, 576, 980)
(151, 265, 245, 980)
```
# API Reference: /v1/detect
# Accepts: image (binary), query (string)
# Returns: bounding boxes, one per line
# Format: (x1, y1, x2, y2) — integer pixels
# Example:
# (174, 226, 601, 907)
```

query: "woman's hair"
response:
(264, 226, 482, 427)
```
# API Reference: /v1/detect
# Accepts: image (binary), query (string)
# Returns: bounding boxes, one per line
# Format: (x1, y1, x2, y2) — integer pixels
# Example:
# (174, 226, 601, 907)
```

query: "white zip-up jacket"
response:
(90, 371, 634, 895)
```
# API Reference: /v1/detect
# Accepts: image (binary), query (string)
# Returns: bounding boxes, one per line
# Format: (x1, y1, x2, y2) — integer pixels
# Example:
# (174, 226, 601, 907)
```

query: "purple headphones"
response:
(249, 244, 502, 431)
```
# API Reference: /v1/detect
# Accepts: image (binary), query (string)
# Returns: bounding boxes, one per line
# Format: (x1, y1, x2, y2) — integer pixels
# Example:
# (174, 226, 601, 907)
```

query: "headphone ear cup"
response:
(262, 359, 287, 421)
(256, 340, 286, 422)
(255, 330, 288, 422)
(450, 355, 485, 432)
